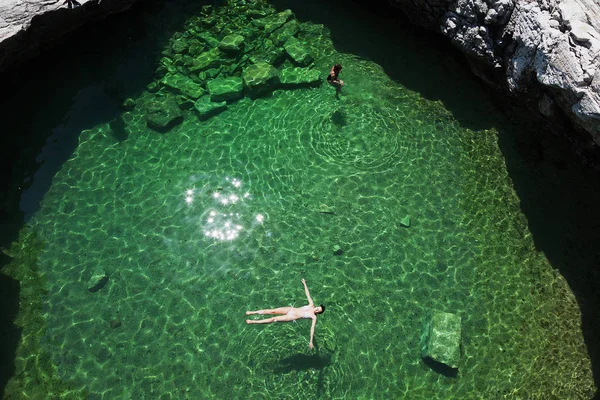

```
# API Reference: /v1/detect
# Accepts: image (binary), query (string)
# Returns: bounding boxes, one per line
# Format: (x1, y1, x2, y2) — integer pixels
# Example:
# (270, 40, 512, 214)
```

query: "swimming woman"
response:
(246, 279, 325, 349)
(327, 63, 344, 98)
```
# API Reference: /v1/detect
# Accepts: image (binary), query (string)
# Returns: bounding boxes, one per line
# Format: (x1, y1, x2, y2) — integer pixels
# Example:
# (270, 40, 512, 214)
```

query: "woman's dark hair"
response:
(333, 64, 342, 72)
(317, 304, 325, 314)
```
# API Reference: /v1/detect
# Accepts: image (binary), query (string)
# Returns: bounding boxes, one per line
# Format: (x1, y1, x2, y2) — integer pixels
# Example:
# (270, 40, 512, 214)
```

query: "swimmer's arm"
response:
(301, 278, 314, 306)
(308, 316, 317, 349)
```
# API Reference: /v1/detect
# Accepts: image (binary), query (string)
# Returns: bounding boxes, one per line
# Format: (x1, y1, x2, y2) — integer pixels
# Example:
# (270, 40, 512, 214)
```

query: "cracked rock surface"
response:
(393, 0, 600, 145)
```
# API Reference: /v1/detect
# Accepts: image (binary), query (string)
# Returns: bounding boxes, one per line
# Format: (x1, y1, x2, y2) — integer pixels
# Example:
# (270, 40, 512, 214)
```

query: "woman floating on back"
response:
(246, 279, 325, 349)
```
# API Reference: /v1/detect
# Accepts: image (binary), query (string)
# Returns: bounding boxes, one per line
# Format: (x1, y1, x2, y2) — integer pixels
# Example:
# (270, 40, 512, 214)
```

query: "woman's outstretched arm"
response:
(301, 278, 314, 306)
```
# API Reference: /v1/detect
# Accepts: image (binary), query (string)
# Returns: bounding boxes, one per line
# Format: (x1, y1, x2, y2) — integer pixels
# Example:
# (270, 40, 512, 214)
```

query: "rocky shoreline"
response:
(0, 0, 138, 71)
(389, 0, 600, 148)
(1, 0, 599, 148)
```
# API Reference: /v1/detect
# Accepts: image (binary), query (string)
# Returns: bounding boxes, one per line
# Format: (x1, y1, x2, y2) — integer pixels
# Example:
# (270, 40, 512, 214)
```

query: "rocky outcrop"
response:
(390, 0, 600, 145)
(0, 0, 139, 73)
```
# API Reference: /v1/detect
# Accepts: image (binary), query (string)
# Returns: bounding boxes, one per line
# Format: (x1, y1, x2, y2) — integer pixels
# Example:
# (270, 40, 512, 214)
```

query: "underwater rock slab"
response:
(280, 67, 321, 87)
(283, 36, 313, 67)
(145, 96, 184, 132)
(161, 73, 204, 99)
(242, 62, 279, 94)
(189, 47, 222, 73)
(219, 34, 245, 52)
(194, 95, 227, 121)
(207, 77, 244, 102)
(269, 19, 300, 46)
(421, 311, 462, 369)
(252, 9, 293, 33)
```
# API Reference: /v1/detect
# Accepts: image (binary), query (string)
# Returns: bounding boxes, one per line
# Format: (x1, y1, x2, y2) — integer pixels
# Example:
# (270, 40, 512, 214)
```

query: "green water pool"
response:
(1, 0, 597, 398)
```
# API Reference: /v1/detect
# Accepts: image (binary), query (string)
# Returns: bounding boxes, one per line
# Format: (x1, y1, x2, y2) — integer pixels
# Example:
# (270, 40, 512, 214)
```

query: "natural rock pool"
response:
(1, 0, 599, 398)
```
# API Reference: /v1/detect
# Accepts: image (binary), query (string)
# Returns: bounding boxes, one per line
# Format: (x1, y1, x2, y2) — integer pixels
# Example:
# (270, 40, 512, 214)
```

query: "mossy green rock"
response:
(194, 96, 227, 121)
(145, 96, 184, 132)
(280, 67, 321, 86)
(161, 73, 205, 99)
(207, 77, 244, 102)
(171, 39, 189, 54)
(242, 62, 279, 93)
(283, 36, 313, 66)
(421, 311, 462, 369)
(252, 9, 293, 33)
(219, 34, 245, 52)
(189, 48, 222, 73)
(270, 19, 300, 46)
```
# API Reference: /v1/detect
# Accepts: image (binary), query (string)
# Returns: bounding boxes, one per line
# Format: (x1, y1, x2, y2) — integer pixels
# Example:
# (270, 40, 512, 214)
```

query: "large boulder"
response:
(421, 311, 462, 370)
(207, 77, 244, 102)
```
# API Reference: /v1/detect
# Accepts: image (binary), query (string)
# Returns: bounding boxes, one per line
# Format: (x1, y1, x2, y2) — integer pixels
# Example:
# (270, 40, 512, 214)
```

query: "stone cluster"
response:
(142, 1, 322, 131)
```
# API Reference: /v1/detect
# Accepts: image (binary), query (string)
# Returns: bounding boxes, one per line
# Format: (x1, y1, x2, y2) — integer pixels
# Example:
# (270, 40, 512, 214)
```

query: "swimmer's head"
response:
(316, 304, 325, 314)
(333, 64, 342, 72)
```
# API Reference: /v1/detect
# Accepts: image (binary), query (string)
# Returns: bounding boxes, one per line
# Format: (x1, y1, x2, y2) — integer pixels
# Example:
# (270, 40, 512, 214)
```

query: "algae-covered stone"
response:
(283, 36, 313, 66)
(270, 19, 300, 46)
(161, 73, 205, 99)
(189, 48, 222, 73)
(219, 34, 245, 52)
(421, 311, 462, 369)
(88, 266, 108, 292)
(194, 95, 227, 121)
(121, 98, 136, 111)
(242, 62, 279, 93)
(252, 9, 293, 33)
(249, 43, 286, 66)
(207, 77, 244, 102)
(400, 215, 411, 228)
(146, 96, 184, 132)
(171, 38, 189, 54)
(280, 67, 321, 87)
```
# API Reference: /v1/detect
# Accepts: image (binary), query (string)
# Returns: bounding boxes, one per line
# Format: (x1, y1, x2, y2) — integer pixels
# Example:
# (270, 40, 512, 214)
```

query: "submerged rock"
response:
(189, 48, 222, 73)
(161, 73, 204, 99)
(207, 77, 244, 102)
(283, 36, 313, 66)
(145, 96, 184, 132)
(400, 215, 411, 228)
(242, 62, 279, 95)
(87, 266, 109, 292)
(252, 9, 294, 33)
(421, 311, 462, 370)
(194, 95, 227, 121)
(219, 34, 245, 52)
(269, 19, 300, 46)
(280, 66, 321, 87)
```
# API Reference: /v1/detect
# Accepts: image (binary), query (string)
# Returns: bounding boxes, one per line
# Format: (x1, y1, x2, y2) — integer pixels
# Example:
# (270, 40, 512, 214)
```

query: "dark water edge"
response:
(0, 1, 212, 396)
(0, 0, 598, 397)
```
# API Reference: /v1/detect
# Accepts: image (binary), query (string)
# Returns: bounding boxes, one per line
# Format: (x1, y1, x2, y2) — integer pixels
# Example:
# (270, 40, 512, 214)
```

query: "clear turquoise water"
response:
(1, 0, 597, 399)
